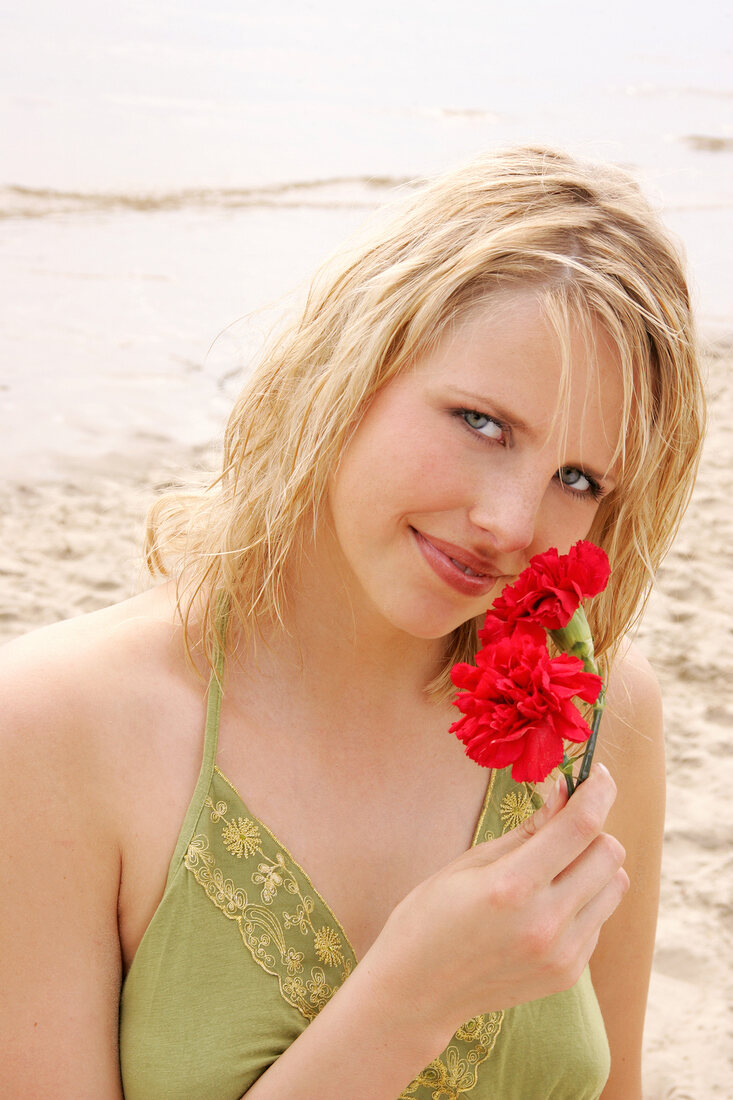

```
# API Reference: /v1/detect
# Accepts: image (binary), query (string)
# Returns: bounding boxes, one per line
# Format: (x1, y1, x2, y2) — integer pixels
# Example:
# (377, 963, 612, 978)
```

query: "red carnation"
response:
(478, 615, 544, 647)
(484, 540, 610, 636)
(450, 633, 602, 784)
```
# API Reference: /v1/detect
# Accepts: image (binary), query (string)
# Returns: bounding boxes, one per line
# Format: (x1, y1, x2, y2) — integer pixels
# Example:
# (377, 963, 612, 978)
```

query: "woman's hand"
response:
(364, 763, 628, 1035)
(243, 764, 628, 1099)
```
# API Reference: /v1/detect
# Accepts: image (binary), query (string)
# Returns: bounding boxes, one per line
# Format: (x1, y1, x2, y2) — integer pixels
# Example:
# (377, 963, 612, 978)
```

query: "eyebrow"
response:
(452, 387, 617, 489)
(451, 388, 534, 436)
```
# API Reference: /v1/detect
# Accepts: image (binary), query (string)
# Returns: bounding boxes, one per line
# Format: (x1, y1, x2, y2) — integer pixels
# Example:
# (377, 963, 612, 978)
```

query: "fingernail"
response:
(548, 775, 563, 809)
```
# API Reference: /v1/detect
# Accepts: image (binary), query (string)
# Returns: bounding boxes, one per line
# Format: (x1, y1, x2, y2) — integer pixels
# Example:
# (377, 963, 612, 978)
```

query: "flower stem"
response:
(575, 695, 605, 786)
(559, 755, 576, 796)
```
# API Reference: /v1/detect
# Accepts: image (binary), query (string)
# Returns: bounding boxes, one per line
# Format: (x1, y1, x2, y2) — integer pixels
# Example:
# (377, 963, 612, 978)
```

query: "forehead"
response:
(441, 286, 616, 372)
(419, 287, 625, 467)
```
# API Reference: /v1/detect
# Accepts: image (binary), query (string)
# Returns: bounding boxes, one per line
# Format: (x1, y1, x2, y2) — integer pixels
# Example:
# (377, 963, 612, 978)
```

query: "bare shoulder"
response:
(597, 639, 664, 781)
(0, 585, 202, 1096)
(594, 637, 665, 883)
(589, 642, 665, 1098)
(593, 638, 666, 878)
(2, 583, 196, 763)
(0, 582, 207, 924)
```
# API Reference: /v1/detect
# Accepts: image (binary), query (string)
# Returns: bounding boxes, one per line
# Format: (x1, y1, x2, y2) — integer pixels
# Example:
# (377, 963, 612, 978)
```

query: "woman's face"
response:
(326, 288, 624, 640)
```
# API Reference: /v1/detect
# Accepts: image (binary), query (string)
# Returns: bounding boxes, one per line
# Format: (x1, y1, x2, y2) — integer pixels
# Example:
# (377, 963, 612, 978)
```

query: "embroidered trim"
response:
(184, 793, 353, 1022)
(214, 767, 360, 962)
(482, 779, 539, 843)
(470, 769, 497, 846)
(398, 1013, 504, 1099)
(498, 787, 536, 831)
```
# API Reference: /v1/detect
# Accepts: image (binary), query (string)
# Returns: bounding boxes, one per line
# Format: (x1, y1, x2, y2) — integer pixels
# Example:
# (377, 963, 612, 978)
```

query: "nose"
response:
(467, 473, 544, 560)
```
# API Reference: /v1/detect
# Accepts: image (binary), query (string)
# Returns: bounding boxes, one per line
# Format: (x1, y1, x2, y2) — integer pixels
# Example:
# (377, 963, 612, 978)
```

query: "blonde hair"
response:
(146, 146, 706, 698)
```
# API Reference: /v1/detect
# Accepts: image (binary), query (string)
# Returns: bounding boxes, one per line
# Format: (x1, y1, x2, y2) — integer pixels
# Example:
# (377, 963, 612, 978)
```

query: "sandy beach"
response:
(1, 336, 731, 1096)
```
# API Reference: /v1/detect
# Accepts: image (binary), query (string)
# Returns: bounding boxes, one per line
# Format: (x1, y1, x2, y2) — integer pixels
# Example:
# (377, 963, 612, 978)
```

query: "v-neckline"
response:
(204, 608, 498, 967)
(212, 761, 497, 966)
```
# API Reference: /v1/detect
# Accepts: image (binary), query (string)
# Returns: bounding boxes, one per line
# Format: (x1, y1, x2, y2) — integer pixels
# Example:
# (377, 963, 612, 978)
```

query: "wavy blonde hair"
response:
(146, 146, 706, 698)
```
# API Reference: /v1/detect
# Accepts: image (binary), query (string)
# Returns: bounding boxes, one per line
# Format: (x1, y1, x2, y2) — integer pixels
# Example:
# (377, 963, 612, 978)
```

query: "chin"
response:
(386, 600, 485, 643)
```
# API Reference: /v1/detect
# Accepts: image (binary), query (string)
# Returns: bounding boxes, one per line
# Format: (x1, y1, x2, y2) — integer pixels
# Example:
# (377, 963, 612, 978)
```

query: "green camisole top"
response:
(119, 655, 611, 1099)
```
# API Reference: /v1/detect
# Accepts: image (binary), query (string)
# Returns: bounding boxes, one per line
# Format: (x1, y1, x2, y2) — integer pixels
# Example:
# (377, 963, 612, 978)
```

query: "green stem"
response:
(559, 755, 576, 796)
(575, 701, 605, 786)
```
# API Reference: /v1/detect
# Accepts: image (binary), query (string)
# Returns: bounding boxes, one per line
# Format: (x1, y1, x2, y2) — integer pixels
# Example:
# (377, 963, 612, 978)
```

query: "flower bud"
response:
(549, 606, 598, 674)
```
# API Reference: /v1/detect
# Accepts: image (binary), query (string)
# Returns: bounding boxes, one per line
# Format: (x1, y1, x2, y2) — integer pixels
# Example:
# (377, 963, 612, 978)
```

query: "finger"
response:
(551, 831, 626, 916)
(508, 763, 618, 886)
(572, 865, 630, 947)
(545, 866, 630, 992)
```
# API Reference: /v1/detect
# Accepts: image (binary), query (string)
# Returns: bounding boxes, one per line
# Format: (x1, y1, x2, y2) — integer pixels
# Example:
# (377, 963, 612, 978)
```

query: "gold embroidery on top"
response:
(304, 966, 331, 1010)
(499, 787, 535, 831)
(185, 795, 353, 1022)
(186, 834, 248, 917)
(252, 854, 285, 901)
(283, 947, 305, 975)
(398, 1013, 504, 1099)
(282, 896, 315, 934)
(486, 780, 541, 840)
(313, 925, 344, 967)
(222, 816, 262, 858)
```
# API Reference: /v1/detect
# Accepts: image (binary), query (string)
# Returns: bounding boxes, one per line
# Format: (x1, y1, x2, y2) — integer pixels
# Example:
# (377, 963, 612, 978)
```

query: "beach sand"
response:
(1, 344, 731, 1097)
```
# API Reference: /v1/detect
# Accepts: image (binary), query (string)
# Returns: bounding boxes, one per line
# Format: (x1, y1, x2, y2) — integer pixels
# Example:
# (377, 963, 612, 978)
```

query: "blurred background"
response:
(1, 0, 731, 475)
(2, 4, 732, 1096)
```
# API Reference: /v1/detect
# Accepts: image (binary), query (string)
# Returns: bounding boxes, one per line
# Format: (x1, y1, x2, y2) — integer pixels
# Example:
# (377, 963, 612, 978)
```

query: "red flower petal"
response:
(508, 725, 566, 783)
(489, 540, 610, 631)
(478, 616, 545, 647)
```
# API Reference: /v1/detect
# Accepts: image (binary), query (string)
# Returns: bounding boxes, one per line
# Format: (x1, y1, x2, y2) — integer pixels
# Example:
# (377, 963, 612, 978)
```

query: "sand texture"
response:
(1, 347, 731, 1097)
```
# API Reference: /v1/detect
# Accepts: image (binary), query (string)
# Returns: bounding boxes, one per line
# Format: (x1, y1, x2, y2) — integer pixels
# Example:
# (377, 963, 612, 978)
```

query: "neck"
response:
(225, 533, 453, 739)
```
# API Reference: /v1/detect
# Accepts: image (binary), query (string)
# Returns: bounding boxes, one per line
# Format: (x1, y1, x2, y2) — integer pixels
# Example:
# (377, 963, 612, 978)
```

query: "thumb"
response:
(466, 773, 568, 868)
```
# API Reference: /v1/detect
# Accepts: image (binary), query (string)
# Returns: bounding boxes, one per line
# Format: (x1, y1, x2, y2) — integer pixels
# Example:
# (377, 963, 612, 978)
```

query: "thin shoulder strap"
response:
(166, 599, 229, 882)
(201, 625, 226, 777)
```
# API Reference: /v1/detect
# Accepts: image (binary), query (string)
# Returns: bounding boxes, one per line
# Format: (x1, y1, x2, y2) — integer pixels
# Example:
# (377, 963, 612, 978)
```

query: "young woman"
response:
(0, 147, 705, 1099)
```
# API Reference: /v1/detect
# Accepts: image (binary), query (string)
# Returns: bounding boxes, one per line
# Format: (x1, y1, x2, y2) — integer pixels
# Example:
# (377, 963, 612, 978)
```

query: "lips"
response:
(410, 527, 503, 597)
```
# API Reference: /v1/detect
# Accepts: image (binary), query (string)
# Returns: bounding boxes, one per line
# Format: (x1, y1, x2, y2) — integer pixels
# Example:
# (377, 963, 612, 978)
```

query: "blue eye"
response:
(460, 410, 505, 441)
(557, 466, 602, 500)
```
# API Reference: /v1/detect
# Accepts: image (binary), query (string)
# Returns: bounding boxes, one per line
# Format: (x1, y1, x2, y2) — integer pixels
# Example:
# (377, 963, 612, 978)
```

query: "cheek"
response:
(378, 435, 471, 519)
(334, 402, 459, 516)
(333, 444, 453, 528)
(536, 493, 601, 555)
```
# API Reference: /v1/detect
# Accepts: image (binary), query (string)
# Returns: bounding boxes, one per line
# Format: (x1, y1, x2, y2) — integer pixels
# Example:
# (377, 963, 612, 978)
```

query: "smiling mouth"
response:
(448, 558, 486, 578)
(410, 528, 502, 596)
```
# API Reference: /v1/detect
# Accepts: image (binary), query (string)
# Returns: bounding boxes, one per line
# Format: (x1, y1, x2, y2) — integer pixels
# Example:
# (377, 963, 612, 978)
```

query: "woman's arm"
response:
(591, 643, 666, 1100)
(0, 631, 125, 1099)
